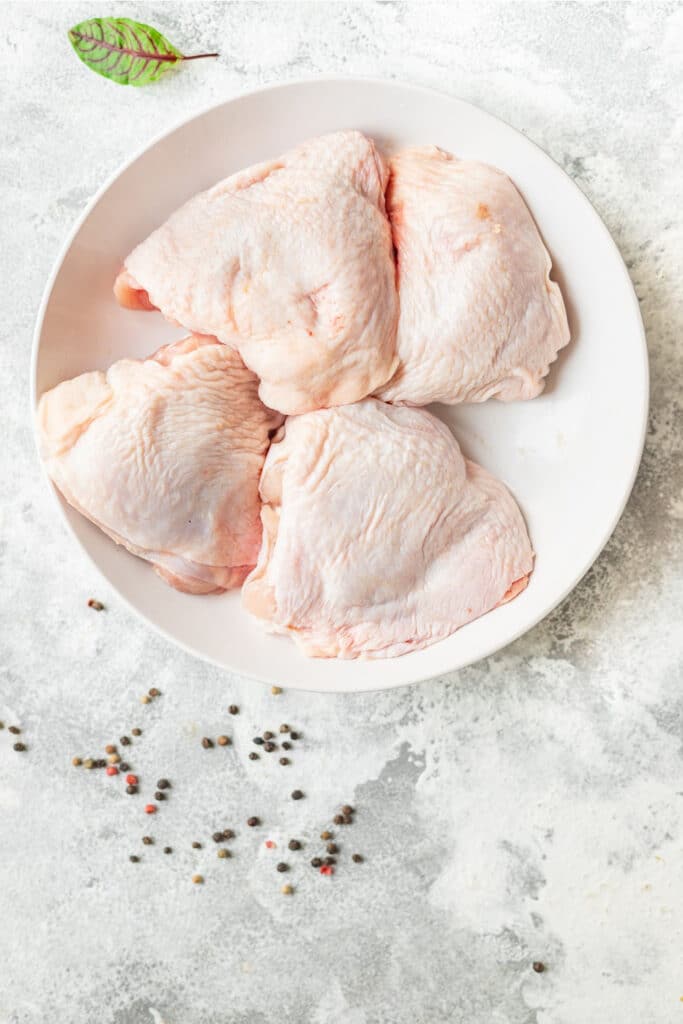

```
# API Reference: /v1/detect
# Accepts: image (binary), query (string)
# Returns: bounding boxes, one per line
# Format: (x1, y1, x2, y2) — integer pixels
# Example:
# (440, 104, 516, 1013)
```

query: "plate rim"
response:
(31, 75, 649, 692)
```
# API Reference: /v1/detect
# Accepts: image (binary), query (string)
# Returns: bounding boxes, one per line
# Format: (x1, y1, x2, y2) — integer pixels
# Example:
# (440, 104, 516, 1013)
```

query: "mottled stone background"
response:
(1, 3, 681, 1023)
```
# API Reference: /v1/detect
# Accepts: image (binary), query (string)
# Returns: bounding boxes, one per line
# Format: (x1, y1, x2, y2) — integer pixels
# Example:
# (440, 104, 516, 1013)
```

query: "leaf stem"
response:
(182, 52, 219, 61)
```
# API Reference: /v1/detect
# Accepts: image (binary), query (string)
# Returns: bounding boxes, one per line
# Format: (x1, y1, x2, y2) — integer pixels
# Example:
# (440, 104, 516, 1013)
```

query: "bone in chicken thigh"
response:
(115, 131, 399, 416)
(377, 146, 570, 406)
(243, 399, 533, 659)
(37, 335, 282, 594)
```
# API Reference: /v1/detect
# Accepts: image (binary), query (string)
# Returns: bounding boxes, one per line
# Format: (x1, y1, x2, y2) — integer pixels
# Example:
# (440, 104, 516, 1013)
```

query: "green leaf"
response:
(67, 17, 217, 87)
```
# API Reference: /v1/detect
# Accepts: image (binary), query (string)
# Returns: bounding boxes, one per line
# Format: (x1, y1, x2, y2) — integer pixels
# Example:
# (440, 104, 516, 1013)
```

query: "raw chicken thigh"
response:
(115, 131, 399, 416)
(37, 335, 282, 594)
(377, 146, 570, 406)
(243, 399, 533, 659)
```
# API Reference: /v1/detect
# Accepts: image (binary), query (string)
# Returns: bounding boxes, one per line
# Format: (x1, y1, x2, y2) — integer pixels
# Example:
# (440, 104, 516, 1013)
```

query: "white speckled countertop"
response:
(1, 4, 682, 1023)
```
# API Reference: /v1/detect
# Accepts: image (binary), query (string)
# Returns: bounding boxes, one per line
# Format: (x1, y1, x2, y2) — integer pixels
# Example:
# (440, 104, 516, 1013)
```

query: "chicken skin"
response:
(115, 131, 399, 416)
(243, 399, 533, 658)
(37, 335, 282, 594)
(377, 146, 570, 406)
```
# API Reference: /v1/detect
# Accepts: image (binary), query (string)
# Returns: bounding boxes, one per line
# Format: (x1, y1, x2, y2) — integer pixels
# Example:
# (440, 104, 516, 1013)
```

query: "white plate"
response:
(32, 78, 648, 692)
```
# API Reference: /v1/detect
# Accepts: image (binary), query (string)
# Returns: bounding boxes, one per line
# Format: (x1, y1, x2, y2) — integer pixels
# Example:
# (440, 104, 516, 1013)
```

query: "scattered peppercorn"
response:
(120, 736, 131, 746)
(228, 704, 239, 715)
(247, 817, 260, 827)
(279, 757, 289, 766)
(320, 864, 334, 876)
(106, 766, 119, 777)
(192, 841, 202, 849)
(94, 759, 107, 768)
(253, 736, 264, 745)
(281, 884, 293, 895)
(119, 762, 130, 772)
(320, 831, 332, 841)
(333, 814, 344, 825)
(532, 962, 545, 974)
(13, 742, 26, 752)
(144, 804, 156, 815)
(217, 848, 230, 859)
(129, 854, 140, 863)
(291, 790, 304, 800)
(311, 857, 323, 868)
(108, 754, 121, 764)
(72, 757, 82, 767)
(88, 599, 104, 611)
(140, 695, 151, 705)
(276, 862, 288, 873)
(282, 741, 292, 750)
(142, 836, 153, 845)
(154, 791, 165, 801)
(326, 842, 338, 854)
(271, 686, 282, 695)
(264, 741, 276, 752)
(131, 728, 142, 737)
(324, 856, 336, 866)
(217, 735, 231, 746)
(84, 759, 94, 769)
(248, 752, 259, 760)
(192, 874, 204, 885)
(289, 731, 300, 741)
(352, 853, 363, 863)
(341, 805, 353, 816)
(148, 687, 161, 697)
(288, 839, 301, 851)
(156, 779, 170, 790)
(201, 737, 213, 749)
(263, 731, 274, 740)
(105, 744, 116, 754)
(8, 726, 20, 735)
(164, 847, 172, 854)
(126, 784, 138, 794)
(126, 774, 138, 785)
(342, 815, 352, 825)
(265, 840, 276, 849)
(212, 831, 224, 843)
(222, 829, 234, 840)
(279, 724, 290, 734)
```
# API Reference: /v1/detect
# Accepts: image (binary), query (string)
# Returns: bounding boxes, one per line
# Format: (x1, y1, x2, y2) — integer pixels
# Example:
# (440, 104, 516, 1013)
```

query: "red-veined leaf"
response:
(67, 17, 217, 87)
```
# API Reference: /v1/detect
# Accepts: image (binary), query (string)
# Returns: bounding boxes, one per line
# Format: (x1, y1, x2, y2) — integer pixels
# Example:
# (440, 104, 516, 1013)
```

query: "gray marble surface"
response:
(1, 3, 682, 1022)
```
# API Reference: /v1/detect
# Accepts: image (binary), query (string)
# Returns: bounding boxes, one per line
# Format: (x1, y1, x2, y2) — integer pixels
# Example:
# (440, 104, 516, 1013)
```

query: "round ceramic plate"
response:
(32, 78, 648, 692)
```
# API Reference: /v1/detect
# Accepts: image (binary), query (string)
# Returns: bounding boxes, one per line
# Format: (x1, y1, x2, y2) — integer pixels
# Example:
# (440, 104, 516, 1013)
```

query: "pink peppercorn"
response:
(126, 774, 138, 785)
(320, 865, 334, 876)
(144, 804, 156, 815)
(106, 766, 119, 776)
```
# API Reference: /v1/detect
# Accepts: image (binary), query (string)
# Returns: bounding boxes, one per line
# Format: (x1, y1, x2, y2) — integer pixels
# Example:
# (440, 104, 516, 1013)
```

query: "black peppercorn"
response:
(291, 790, 304, 800)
